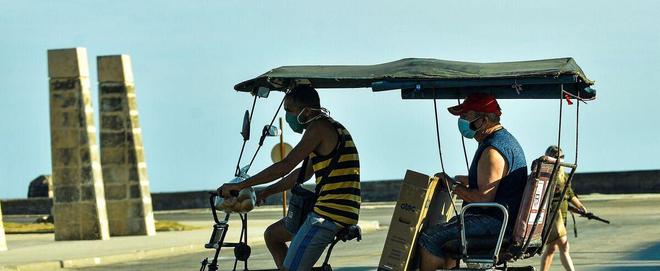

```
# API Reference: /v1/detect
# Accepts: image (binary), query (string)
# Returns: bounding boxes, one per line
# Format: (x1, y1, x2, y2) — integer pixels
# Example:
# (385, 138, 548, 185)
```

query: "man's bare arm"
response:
(454, 175, 469, 186)
(261, 162, 315, 197)
(454, 147, 506, 202)
(229, 123, 322, 191)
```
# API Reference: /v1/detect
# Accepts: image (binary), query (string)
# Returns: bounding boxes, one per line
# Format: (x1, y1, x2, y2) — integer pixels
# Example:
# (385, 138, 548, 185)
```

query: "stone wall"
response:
(0, 198, 52, 215)
(147, 169, 660, 208)
(572, 170, 660, 194)
(150, 188, 290, 211)
(3, 169, 659, 214)
(151, 191, 211, 211)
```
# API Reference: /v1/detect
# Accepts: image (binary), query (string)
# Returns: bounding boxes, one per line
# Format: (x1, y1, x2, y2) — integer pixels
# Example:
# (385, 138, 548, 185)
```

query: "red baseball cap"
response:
(448, 94, 502, 116)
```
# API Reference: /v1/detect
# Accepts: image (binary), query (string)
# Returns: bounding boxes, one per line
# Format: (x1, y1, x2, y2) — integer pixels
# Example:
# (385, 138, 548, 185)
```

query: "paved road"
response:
(68, 196, 660, 271)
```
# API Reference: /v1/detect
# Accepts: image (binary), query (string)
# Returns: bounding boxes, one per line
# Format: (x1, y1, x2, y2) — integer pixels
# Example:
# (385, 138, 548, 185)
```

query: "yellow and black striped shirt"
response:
(310, 118, 360, 226)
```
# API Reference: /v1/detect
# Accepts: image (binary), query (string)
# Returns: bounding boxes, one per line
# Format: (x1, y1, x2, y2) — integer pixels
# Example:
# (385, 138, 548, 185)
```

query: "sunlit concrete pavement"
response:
(69, 195, 660, 271)
(2, 195, 659, 271)
(0, 204, 383, 271)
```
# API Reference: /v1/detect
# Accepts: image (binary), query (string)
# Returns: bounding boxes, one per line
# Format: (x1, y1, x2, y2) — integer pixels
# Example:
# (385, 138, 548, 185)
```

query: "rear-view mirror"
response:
(256, 87, 270, 98)
(240, 110, 250, 141)
(263, 125, 280, 137)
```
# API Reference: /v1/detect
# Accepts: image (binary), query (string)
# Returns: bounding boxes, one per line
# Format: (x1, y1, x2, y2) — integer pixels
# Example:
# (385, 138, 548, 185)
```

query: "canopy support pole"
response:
(432, 91, 459, 217)
(457, 99, 470, 172)
(235, 95, 258, 176)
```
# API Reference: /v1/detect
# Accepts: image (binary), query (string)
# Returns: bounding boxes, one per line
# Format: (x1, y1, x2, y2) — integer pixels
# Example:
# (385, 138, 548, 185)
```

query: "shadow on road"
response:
(334, 267, 377, 271)
(627, 242, 660, 261)
(597, 242, 660, 271)
(599, 267, 660, 271)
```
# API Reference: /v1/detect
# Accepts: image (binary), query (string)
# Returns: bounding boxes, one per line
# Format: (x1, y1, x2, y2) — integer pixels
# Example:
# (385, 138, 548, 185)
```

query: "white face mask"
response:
(297, 107, 330, 124)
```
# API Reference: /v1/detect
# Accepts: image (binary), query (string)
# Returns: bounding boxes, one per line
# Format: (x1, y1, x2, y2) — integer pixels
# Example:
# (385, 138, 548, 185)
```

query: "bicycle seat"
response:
(336, 225, 362, 242)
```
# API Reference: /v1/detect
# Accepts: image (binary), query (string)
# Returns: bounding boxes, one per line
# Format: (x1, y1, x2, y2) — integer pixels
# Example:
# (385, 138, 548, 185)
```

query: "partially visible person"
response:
(417, 94, 528, 270)
(540, 146, 588, 271)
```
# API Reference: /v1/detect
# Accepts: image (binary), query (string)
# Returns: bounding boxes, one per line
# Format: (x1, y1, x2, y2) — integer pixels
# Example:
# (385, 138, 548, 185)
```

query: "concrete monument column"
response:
(98, 55, 156, 236)
(48, 48, 110, 241)
(0, 204, 7, 251)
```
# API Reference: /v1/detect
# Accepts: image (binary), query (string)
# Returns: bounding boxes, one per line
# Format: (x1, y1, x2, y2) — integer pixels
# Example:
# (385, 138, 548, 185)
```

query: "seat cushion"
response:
(441, 236, 510, 259)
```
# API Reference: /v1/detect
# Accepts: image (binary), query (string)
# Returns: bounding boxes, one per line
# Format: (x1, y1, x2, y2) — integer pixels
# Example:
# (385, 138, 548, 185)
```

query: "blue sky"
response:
(1, 0, 659, 199)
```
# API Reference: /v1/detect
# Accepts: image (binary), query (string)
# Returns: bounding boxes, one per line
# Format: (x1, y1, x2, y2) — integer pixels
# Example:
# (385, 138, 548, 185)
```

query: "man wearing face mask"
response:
(417, 94, 528, 270)
(218, 85, 360, 270)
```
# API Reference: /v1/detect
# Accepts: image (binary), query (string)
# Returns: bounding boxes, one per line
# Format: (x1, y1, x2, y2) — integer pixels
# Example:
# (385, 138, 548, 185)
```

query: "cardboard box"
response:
(426, 184, 457, 227)
(378, 170, 439, 271)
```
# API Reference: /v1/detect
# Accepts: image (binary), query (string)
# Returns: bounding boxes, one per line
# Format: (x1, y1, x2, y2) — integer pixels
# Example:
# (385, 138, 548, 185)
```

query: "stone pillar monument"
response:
(1, 204, 7, 251)
(48, 48, 110, 241)
(98, 55, 156, 236)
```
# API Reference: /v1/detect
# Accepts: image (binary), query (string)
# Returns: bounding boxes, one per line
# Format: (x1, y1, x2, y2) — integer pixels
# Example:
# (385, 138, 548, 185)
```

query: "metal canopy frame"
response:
(377, 75, 596, 100)
(234, 58, 596, 100)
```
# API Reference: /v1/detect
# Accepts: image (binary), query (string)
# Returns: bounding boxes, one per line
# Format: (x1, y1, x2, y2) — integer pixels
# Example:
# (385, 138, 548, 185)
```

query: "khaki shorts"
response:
(547, 213, 568, 243)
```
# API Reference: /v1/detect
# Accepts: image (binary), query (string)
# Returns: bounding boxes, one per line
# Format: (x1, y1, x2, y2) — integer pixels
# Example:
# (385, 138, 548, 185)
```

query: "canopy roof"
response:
(234, 58, 596, 100)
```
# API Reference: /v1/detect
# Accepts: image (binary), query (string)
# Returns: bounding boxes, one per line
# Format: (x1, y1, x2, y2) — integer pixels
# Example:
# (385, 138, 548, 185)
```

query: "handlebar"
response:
(208, 192, 235, 224)
(209, 193, 220, 224)
(541, 156, 577, 169)
(213, 190, 239, 197)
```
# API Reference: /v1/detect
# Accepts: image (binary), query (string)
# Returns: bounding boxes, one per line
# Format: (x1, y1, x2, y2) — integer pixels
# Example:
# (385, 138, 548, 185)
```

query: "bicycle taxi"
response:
(202, 57, 596, 271)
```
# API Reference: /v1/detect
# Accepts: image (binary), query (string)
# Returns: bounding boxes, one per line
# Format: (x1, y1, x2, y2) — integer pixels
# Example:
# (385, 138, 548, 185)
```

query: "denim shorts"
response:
(419, 214, 503, 258)
(283, 212, 340, 270)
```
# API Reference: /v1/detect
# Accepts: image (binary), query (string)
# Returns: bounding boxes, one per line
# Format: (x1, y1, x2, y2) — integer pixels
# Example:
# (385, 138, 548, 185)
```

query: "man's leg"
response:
(283, 213, 339, 271)
(419, 214, 503, 270)
(419, 246, 444, 271)
(264, 219, 292, 269)
(418, 217, 461, 270)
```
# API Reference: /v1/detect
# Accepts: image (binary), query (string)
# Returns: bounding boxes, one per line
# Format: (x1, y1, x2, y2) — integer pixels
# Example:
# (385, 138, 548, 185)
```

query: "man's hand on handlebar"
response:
(256, 190, 270, 207)
(434, 172, 460, 191)
(217, 182, 242, 198)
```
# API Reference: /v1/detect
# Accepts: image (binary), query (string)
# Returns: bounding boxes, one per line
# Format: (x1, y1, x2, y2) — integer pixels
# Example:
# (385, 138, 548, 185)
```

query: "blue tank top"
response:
(465, 128, 527, 227)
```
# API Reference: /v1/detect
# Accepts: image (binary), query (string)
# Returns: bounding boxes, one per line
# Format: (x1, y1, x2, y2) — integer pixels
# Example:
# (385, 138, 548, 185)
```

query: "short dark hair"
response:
(286, 85, 320, 108)
(483, 112, 501, 123)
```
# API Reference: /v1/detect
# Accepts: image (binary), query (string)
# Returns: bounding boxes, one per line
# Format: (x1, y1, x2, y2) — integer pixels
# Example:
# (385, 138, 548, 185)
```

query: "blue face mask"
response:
(286, 112, 304, 134)
(458, 118, 478, 139)
(286, 107, 329, 134)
